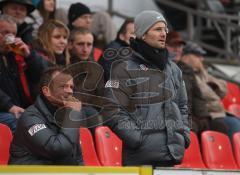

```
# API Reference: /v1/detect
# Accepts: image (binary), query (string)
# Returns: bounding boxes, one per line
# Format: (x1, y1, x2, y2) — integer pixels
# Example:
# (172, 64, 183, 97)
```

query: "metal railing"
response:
(155, 0, 240, 63)
(108, 0, 240, 63)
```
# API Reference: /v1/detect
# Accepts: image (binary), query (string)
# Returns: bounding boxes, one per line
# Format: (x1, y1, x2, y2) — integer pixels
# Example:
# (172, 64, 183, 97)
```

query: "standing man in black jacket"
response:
(9, 67, 84, 165)
(105, 10, 190, 166)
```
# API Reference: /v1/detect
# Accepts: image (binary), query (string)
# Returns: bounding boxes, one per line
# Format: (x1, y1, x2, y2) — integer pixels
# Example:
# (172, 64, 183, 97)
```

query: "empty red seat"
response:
(233, 132, 240, 168)
(201, 131, 238, 169)
(0, 123, 13, 165)
(222, 82, 240, 109)
(79, 127, 101, 166)
(95, 126, 122, 166)
(228, 104, 240, 118)
(176, 131, 206, 169)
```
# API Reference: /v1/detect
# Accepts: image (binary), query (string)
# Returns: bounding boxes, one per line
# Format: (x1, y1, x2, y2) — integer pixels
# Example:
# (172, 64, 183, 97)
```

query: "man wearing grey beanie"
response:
(104, 10, 190, 166)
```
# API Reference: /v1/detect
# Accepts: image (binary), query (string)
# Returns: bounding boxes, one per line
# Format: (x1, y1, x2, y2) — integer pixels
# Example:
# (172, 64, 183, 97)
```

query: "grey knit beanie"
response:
(134, 10, 167, 39)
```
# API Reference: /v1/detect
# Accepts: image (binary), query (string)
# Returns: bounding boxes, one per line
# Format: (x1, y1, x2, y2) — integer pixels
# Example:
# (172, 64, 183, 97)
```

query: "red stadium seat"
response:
(222, 82, 240, 109)
(79, 127, 101, 166)
(176, 131, 206, 169)
(228, 104, 240, 118)
(0, 124, 13, 165)
(233, 132, 240, 168)
(95, 126, 122, 166)
(201, 131, 238, 169)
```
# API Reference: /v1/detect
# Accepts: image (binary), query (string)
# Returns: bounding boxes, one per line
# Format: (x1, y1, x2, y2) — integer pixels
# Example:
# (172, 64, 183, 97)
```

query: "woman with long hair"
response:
(27, 19, 70, 98)
(34, 19, 70, 65)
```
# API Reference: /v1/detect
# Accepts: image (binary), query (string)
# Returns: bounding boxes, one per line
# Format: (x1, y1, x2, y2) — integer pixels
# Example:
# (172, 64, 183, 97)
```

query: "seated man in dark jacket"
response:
(9, 67, 84, 165)
(0, 14, 33, 132)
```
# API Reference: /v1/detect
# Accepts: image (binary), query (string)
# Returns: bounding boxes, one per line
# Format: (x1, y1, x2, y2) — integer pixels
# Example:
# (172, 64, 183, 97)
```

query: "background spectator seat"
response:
(222, 82, 240, 109)
(233, 132, 240, 168)
(95, 126, 122, 166)
(0, 124, 13, 165)
(201, 131, 239, 169)
(175, 131, 206, 169)
(228, 103, 240, 118)
(79, 127, 101, 166)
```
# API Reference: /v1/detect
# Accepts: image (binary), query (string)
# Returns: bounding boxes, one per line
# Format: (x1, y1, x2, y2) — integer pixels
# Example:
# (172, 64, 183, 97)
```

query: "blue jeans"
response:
(0, 112, 17, 132)
(223, 115, 240, 141)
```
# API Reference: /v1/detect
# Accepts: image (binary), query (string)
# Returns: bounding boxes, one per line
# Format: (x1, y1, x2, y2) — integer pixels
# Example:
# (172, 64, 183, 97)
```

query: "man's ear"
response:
(42, 86, 51, 97)
(142, 35, 146, 40)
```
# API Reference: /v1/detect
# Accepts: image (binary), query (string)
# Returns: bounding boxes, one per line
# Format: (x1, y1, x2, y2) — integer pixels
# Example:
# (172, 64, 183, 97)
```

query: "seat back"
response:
(0, 124, 13, 165)
(228, 104, 240, 118)
(95, 126, 122, 166)
(176, 131, 206, 169)
(201, 131, 238, 169)
(222, 82, 240, 109)
(79, 127, 101, 166)
(233, 132, 240, 167)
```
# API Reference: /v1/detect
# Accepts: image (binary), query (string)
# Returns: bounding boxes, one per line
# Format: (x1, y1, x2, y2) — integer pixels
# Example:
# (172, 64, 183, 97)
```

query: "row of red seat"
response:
(177, 131, 240, 170)
(0, 124, 122, 166)
(1, 123, 240, 170)
(80, 126, 122, 166)
(222, 82, 240, 117)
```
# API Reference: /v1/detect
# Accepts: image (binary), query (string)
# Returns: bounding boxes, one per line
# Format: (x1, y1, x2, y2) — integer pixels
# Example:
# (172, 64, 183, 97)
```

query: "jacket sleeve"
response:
(104, 62, 143, 149)
(176, 71, 190, 148)
(20, 110, 80, 160)
(206, 73, 227, 99)
(24, 49, 49, 84)
(0, 89, 14, 112)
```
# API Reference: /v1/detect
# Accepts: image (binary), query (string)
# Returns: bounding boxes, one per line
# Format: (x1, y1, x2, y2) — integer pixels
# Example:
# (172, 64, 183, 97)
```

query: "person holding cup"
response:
(0, 14, 35, 132)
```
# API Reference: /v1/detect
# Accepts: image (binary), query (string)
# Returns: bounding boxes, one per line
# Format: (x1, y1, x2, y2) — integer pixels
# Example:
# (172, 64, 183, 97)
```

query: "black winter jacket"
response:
(0, 53, 31, 111)
(9, 96, 83, 165)
(105, 50, 190, 166)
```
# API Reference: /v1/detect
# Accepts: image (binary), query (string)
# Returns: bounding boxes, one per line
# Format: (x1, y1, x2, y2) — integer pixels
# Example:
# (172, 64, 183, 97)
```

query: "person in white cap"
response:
(104, 10, 190, 166)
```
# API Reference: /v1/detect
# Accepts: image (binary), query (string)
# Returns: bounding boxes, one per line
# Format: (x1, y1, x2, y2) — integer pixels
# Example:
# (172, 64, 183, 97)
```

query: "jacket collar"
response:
(34, 95, 56, 124)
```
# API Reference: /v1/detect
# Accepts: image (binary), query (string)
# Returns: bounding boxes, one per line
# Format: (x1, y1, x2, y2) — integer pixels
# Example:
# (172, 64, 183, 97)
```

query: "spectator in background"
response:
(104, 11, 190, 166)
(68, 2, 92, 31)
(68, 27, 105, 97)
(33, 19, 70, 65)
(0, 14, 35, 132)
(166, 31, 185, 62)
(30, 0, 68, 38)
(99, 18, 135, 81)
(69, 27, 101, 62)
(181, 41, 240, 139)
(29, 19, 70, 98)
(105, 18, 134, 49)
(0, 0, 35, 44)
(68, 3, 104, 61)
(166, 31, 196, 131)
(166, 31, 227, 137)
(68, 27, 105, 130)
(9, 67, 84, 165)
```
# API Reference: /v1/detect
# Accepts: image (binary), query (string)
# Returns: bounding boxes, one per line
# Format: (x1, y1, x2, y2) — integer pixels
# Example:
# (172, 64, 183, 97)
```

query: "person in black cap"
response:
(68, 2, 92, 30)
(0, 0, 35, 44)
